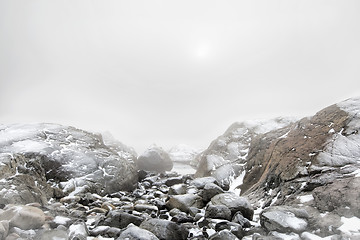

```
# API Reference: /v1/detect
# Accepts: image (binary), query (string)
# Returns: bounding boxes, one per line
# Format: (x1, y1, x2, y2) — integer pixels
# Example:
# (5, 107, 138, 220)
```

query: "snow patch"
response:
(241, 117, 296, 135)
(7, 139, 50, 154)
(301, 232, 335, 240)
(297, 194, 314, 203)
(229, 170, 245, 195)
(338, 216, 360, 235)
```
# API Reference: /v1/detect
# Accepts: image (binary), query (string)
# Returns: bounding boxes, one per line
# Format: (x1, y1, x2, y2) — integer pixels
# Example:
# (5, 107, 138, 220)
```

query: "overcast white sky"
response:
(1, 1, 360, 153)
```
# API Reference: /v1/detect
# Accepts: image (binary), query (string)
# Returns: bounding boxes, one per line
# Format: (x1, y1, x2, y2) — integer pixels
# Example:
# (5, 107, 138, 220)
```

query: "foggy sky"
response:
(1, 0, 360, 153)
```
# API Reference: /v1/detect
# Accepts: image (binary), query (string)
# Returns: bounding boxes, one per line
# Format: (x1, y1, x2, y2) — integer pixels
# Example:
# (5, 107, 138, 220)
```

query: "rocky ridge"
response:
(196, 97, 360, 239)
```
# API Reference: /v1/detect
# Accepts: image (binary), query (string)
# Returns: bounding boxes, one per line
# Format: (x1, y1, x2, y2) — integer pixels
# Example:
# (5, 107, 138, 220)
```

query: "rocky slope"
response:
(196, 97, 360, 238)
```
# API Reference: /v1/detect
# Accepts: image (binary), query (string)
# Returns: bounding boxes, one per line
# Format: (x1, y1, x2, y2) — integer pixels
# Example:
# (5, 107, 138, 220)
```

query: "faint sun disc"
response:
(195, 45, 210, 58)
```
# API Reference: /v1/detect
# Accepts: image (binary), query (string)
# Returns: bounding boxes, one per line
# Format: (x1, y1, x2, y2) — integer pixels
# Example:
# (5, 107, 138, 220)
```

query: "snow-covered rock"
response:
(210, 193, 254, 220)
(0, 123, 138, 205)
(260, 206, 309, 233)
(166, 193, 204, 213)
(168, 144, 201, 163)
(195, 117, 296, 190)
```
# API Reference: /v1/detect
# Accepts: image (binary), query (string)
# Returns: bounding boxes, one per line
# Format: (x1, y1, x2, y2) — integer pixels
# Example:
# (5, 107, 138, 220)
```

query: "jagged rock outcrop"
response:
(0, 123, 138, 205)
(195, 117, 296, 189)
(195, 97, 360, 238)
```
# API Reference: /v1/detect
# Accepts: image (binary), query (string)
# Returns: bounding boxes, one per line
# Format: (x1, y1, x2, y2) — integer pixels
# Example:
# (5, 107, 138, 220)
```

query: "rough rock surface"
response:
(205, 204, 232, 220)
(312, 177, 360, 218)
(211, 193, 254, 220)
(0, 123, 138, 205)
(195, 97, 360, 239)
(260, 206, 309, 233)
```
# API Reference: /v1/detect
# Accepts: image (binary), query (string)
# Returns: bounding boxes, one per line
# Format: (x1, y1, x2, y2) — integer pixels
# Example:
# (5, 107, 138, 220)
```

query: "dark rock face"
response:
(241, 104, 350, 196)
(313, 177, 360, 218)
(137, 146, 173, 173)
(0, 123, 138, 205)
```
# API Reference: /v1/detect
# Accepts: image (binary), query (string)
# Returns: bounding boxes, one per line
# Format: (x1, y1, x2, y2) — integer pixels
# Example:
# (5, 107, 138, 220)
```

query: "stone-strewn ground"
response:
(1, 97, 360, 239)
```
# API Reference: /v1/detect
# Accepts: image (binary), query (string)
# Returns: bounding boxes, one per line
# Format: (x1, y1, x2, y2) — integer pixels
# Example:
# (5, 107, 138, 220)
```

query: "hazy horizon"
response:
(1, 1, 360, 153)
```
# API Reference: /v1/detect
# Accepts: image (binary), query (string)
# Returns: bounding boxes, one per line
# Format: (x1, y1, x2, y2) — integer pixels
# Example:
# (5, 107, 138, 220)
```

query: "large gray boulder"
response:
(211, 193, 254, 220)
(0, 123, 138, 205)
(139, 218, 188, 240)
(260, 206, 309, 233)
(205, 204, 232, 220)
(137, 146, 173, 173)
(99, 210, 145, 228)
(0, 205, 46, 230)
(166, 193, 204, 213)
(117, 224, 159, 240)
